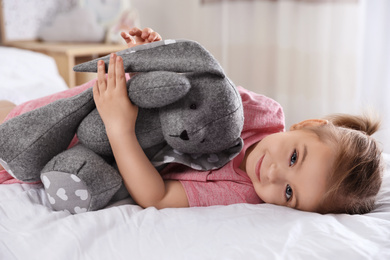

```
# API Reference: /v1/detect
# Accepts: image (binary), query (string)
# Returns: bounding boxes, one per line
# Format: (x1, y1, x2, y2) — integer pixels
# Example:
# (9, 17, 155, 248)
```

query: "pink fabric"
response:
(161, 86, 285, 207)
(0, 170, 21, 184)
(3, 80, 96, 124)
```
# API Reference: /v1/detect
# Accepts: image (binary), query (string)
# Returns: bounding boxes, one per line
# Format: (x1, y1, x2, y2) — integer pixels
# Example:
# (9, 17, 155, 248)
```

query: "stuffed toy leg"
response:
(0, 88, 95, 183)
(41, 144, 122, 214)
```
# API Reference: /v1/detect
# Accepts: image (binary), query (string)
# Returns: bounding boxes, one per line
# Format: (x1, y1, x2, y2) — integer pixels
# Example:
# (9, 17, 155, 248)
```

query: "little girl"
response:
(0, 28, 384, 214)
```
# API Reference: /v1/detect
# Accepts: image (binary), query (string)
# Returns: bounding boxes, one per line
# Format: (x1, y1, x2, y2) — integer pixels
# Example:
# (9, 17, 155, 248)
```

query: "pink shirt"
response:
(161, 86, 285, 207)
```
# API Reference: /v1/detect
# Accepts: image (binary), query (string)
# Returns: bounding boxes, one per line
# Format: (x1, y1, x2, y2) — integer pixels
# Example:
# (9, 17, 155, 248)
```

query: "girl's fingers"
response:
(126, 27, 161, 45)
(97, 60, 107, 91)
(107, 53, 116, 88)
(121, 32, 134, 44)
(93, 81, 100, 102)
(129, 27, 142, 37)
(155, 32, 162, 41)
(148, 31, 161, 42)
(116, 56, 126, 90)
(141, 27, 153, 40)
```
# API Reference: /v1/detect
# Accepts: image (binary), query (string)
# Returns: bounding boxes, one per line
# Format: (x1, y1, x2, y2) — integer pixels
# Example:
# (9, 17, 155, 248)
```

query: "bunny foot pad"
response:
(41, 171, 91, 214)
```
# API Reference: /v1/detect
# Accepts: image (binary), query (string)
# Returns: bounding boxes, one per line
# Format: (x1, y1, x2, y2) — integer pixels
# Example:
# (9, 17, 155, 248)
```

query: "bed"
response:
(1, 46, 389, 260)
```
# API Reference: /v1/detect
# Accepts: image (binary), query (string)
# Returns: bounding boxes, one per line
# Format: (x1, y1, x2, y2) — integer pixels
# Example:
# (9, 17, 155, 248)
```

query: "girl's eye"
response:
(285, 184, 293, 201)
(190, 104, 197, 110)
(290, 150, 297, 166)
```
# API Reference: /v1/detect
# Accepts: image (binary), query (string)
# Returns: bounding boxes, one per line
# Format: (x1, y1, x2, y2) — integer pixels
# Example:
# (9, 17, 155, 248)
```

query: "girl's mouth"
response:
(255, 155, 264, 182)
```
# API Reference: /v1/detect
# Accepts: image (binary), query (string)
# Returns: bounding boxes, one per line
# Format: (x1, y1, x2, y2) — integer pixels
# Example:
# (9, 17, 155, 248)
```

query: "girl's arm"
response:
(0, 101, 16, 123)
(93, 53, 189, 209)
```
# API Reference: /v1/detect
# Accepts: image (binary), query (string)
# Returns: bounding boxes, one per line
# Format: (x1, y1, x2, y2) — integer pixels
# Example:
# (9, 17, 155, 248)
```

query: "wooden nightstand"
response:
(5, 41, 126, 88)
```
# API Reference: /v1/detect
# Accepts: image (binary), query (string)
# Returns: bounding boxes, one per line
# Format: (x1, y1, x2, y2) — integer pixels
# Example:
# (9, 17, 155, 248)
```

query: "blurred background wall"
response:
(133, 0, 390, 152)
(1, 0, 389, 152)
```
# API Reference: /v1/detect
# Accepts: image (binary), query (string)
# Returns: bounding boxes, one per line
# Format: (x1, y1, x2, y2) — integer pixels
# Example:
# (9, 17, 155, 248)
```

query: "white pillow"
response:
(373, 153, 390, 213)
(0, 47, 68, 104)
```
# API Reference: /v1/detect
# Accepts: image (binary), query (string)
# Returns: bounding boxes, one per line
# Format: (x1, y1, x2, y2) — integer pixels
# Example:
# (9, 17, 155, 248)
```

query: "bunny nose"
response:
(180, 130, 189, 140)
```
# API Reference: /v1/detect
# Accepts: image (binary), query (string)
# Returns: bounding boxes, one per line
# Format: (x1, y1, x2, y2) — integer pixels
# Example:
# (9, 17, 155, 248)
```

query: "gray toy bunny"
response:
(0, 40, 244, 214)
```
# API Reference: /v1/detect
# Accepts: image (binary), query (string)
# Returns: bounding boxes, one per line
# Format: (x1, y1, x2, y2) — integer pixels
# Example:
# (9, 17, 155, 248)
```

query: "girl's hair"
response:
(308, 113, 384, 214)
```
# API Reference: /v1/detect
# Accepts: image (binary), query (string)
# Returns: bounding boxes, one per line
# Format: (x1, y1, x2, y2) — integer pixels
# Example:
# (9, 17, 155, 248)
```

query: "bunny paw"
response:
(41, 171, 91, 214)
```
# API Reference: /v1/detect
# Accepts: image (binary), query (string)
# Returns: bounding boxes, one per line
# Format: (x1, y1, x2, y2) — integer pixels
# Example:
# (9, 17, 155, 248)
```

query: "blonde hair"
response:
(308, 113, 384, 214)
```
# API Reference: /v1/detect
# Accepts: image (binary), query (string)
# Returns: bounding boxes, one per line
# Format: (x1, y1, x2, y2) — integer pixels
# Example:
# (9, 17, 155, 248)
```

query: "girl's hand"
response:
(121, 27, 162, 48)
(93, 53, 138, 135)
(93, 52, 189, 210)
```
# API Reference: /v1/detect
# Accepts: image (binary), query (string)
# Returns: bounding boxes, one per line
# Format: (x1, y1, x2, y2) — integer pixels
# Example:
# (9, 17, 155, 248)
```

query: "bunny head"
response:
(74, 40, 244, 168)
(159, 73, 243, 154)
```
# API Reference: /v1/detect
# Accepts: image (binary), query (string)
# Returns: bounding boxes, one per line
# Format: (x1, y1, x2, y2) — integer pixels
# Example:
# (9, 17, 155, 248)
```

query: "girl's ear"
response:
(290, 119, 329, 131)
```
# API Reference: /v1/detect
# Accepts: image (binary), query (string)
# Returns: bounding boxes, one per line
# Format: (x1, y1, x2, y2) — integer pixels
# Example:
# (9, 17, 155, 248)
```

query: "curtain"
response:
(133, 0, 389, 152)
(201, 0, 358, 3)
(359, 0, 390, 152)
(203, 1, 360, 123)
(198, 0, 390, 152)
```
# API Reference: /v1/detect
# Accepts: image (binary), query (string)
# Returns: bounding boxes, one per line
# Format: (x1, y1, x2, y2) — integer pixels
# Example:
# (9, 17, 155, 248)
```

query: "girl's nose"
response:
(268, 163, 284, 184)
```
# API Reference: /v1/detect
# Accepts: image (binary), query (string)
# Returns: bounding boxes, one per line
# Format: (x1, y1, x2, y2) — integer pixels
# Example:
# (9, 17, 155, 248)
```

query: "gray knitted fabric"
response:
(0, 89, 95, 182)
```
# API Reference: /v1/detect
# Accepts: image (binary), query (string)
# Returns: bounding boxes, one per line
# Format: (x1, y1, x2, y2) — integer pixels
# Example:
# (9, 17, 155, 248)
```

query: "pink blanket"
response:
(0, 77, 118, 184)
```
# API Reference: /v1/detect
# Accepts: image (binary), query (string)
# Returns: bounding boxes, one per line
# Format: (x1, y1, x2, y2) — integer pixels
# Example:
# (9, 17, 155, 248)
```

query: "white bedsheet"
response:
(0, 157, 389, 260)
(0, 46, 389, 260)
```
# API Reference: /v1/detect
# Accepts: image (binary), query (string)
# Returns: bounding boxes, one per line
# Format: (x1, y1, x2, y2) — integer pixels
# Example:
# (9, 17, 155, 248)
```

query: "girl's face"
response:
(241, 129, 334, 212)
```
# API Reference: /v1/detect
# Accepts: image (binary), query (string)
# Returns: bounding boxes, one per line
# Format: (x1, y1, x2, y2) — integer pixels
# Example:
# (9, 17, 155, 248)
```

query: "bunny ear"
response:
(73, 40, 225, 77)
